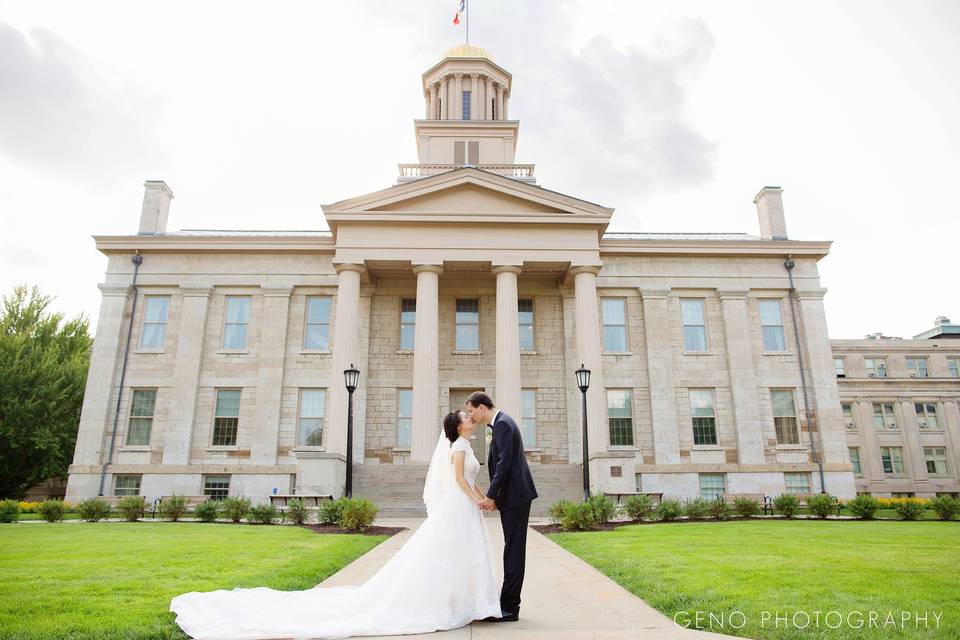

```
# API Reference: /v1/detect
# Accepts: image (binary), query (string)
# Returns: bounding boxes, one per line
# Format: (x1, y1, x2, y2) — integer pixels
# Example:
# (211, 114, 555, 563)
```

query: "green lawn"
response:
(0, 522, 387, 640)
(548, 520, 960, 640)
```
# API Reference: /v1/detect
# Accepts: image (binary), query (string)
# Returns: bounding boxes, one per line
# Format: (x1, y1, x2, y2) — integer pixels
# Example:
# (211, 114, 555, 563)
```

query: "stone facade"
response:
(65, 44, 959, 514)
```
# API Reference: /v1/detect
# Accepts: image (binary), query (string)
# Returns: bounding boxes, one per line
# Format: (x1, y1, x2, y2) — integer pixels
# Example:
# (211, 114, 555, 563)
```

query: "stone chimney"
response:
(753, 186, 788, 240)
(138, 180, 174, 235)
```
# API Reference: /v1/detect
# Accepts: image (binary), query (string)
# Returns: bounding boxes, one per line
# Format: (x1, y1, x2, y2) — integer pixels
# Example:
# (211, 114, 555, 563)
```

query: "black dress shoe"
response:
(481, 609, 519, 622)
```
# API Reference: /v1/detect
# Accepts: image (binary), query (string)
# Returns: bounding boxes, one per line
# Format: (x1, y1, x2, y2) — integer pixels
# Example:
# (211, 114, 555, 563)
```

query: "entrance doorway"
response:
(449, 388, 489, 464)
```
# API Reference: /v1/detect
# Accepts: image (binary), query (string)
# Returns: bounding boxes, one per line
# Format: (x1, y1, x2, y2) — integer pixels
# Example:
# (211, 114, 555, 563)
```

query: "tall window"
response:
(841, 403, 856, 429)
(203, 474, 231, 500)
(298, 389, 325, 447)
(455, 299, 479, 350)
(834, 357, 845, 377)
(759, 299, 786, 351)
(518, 299, 534, 351)
(880, 447, 905, 475)
(906, 357, 928, 377)
(140, 295, 169, 349)
(784, 472, 811, 495)
(872, 402, 897, 429)
(212, 389, 241, 446)
(113, 474, 141, 496)
(601, 298, 628, 352)
(689, 389, 717, 445)
(914, 402, 939, 428)
(397, 389, 413, 448)
(924, 447, 950, 475)
(606, 389, 634, 446)
(462, 90, 471, 120)
(949, 358, 959, 378)
(699, 473, 725, 500)
(223, 296, 251, 350)
(126, 389, 157, 446)
(849, 447, 862, 475)
(864, 358, 887, 378)
(304, 296, 332, 350)
(771, 389, 799, 444)
(681, 299, 707, 351)
(400, 299, 416, 350)
(521, 389, 537, 447)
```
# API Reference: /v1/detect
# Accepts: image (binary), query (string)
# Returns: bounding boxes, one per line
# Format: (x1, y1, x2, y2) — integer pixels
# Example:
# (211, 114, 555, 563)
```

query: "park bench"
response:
(269, 494, 334, 523)
(603, 491, 663, 505)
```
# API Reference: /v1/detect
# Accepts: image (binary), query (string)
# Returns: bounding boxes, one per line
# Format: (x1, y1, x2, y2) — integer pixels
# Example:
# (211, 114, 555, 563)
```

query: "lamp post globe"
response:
(344, 364, 360, 498)
(575, 364, 591, 501)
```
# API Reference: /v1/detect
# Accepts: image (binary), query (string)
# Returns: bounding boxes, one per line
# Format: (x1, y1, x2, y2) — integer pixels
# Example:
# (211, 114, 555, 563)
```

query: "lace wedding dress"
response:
(169, 433, 501, 639)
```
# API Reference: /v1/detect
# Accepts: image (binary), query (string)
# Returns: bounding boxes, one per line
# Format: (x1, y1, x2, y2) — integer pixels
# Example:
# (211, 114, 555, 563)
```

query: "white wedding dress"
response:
(169, 434, 502, 639)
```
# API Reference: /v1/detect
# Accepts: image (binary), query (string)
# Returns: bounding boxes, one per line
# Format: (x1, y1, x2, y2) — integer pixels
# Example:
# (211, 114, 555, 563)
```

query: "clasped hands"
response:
(477, 496, 497, 511)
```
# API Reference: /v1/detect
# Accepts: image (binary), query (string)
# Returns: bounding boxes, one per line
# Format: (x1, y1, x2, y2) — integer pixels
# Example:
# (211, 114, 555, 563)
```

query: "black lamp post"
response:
(343, 363, 360, 498)
(575, 364, 591, 501)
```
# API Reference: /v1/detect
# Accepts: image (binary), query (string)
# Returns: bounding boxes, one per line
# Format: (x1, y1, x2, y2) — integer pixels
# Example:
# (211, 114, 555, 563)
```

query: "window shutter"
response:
(468, 141, 480, 165)
(454, 141, 465, 165)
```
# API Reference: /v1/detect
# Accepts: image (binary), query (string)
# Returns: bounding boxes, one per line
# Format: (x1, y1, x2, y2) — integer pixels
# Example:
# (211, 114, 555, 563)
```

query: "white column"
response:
(162, 285, 213, 465)
(493, 265, 523, 417)
(454, 73, 463, 120)
(485, 77, 494, 120)
(503, 90, 509, 119)
(440, 76, 448, 119)
(571, 266, 607, 467)
(718, 288, 765, 464)
(250, 286, 292, 464)
(639, 288, 681, 465)
(429, 83, 438, 120)
(411, 264, 443, 462)
(470, 74, 479, 120)
(496, 83, 504, 120)
(326, 263, 364, 459)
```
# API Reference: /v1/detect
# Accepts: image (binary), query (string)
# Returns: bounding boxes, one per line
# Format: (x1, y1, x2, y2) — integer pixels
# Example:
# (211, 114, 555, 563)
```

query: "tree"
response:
(0, 285, 91, 499)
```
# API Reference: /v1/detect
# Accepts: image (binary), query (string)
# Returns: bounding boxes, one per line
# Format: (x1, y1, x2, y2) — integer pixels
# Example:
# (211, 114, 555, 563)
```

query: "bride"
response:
(169, 410, 502, 639)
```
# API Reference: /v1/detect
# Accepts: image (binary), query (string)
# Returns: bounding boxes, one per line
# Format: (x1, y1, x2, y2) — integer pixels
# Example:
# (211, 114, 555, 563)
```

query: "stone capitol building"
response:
(65, 45, 960, 515)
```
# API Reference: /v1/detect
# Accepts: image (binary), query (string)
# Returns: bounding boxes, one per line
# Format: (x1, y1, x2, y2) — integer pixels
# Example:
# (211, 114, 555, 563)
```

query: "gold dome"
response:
(443, 44, 495, 61)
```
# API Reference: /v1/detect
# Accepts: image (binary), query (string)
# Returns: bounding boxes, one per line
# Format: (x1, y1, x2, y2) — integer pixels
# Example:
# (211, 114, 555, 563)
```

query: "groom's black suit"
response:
(485, 410, 538, 616)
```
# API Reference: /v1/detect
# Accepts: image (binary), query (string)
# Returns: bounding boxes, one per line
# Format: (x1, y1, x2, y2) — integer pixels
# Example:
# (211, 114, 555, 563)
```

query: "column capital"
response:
(261, 285, 294, 298)
(332, 261, 367, 276)
(454, 72, 464, 79)
(412, 263, 444, 275)
(567, 265, 601, 277)
(638, 287, 670, 299)
(179, 285, 214, 298)
(470, 72, 479, 79)
(717, 287, 749, 299)
(97, 283, 132, 297)
(492, 264, 523, 276)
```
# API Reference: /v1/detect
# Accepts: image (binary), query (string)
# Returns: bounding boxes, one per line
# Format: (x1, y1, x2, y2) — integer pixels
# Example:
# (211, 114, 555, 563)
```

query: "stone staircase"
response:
(353, 463, 583, 518)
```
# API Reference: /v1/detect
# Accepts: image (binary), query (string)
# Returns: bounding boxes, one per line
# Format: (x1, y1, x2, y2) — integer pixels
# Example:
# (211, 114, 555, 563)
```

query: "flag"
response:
(453, 0, 465, 25)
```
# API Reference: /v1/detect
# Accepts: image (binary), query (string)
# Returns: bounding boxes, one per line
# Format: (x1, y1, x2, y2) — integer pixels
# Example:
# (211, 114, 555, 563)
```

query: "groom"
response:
(465, 391, 538, 623)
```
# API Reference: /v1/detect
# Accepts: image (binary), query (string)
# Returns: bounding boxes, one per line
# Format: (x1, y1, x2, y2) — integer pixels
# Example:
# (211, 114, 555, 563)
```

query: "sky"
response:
(1, 0, 957, 339)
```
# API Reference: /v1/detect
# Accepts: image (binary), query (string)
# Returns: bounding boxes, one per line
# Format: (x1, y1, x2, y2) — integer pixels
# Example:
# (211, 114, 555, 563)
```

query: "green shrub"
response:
(847, 494, 880, 519)
(249, 504, 278, 525)
(338, 498, 378, 532)
(193, 500, 221, 523)
(221, 496, 251, 523)
(623, 494, 653, 521)
(806, 493, 835, 519)
(319, 497, 348, 525)
(558, 501, 598, 531)
(116, 496, 146, 522)
(707, 498, 730, 520)
(0, 499, 21, 523)
(892, 500, 926, 521)
(76, 498, 112, 522)
(930, 496, 959, 521)
(37, 500, 66, 522)
(656, 499, 682, 521)
(286, 498, 311, 525)
(586, 493, 617, 524)
(159, 495, 189, 521)
(733, 497, 760, 517)
(547, 499, 574, 525)
(683, 497, 709, 520)
(773, 493, 800, 518)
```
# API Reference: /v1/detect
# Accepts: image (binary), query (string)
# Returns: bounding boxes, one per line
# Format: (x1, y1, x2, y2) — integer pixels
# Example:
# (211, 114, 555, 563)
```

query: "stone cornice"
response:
(638, 287, 670, 299)
(600, 237, 832, 259)
(179, 285, 214, 298)
(94, 234, 335, 255)
(97, 283, 132, 297)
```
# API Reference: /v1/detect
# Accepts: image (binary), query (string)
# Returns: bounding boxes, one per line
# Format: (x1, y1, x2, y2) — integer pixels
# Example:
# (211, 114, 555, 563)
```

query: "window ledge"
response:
(523, 447, 542, 452)
(292, 446, 326, 452)
(607, 446, 639, 451)
(395, 349, 414, 355)
(133, 349, 165, 354)
(918, 428, 945, 433)
(775, 445, 807, 451)
(682, 351, 716, 356)
(206, 446, 240, 451)
(520, 350, 539, 356)
(300, 349, 332, 355)
(216, 350, 249, 355)
(602, 351, 634, 356)
(691, 445, 723, 451)
(119, 446, 152, 452)
(391, 447, 410, 452)
(452, 350, 483, 355)
(763, 351, 794, 356)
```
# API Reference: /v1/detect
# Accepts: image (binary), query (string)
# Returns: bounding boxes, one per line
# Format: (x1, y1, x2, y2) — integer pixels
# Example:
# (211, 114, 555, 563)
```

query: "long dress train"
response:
(169, 436, 501, 639)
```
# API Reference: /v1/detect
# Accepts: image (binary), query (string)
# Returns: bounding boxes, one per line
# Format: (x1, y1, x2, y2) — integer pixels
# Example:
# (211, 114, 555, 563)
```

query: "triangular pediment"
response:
(322, 168, 614, 224)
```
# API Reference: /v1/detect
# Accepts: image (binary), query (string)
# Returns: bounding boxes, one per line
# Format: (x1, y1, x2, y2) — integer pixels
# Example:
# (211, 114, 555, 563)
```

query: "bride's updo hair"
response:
(442, 411, 463, 444)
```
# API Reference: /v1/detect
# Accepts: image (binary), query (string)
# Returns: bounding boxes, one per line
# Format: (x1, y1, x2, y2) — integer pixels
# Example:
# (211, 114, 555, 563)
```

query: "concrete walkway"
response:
(319, 516, 743, 640)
